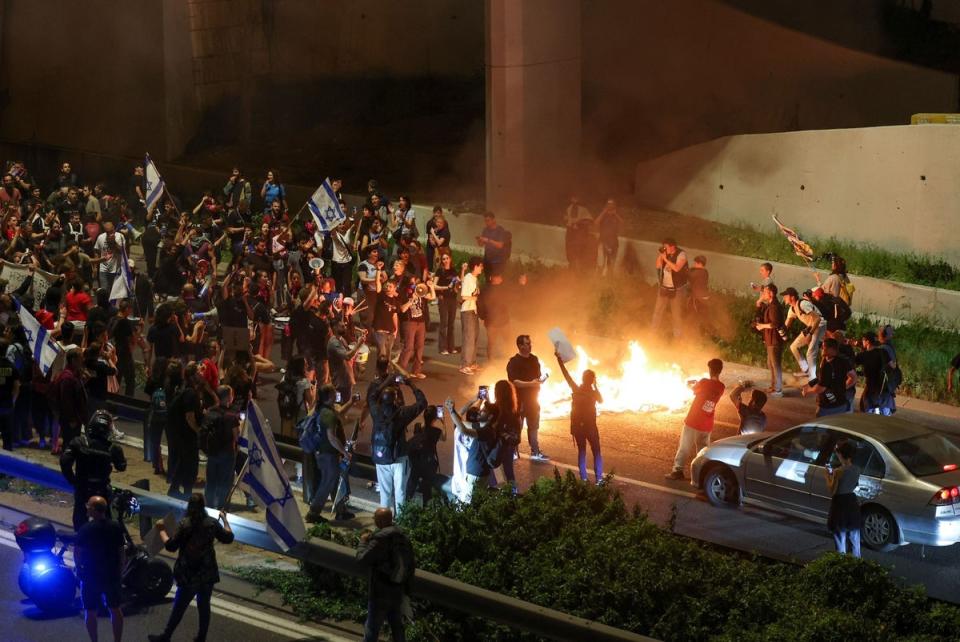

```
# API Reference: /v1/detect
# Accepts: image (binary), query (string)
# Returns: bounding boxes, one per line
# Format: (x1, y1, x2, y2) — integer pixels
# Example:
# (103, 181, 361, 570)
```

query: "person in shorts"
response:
(76, 495, 126, 642)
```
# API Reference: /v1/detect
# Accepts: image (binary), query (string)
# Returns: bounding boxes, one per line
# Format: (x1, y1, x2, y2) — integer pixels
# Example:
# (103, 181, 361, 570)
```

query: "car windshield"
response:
(886, 432, 960, 477)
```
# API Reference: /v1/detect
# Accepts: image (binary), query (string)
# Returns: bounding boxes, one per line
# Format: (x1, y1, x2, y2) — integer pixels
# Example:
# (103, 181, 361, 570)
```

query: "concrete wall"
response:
(438, 210, 960, 328)
(581, 0, 959, 191)
(633, 124, 960, 264)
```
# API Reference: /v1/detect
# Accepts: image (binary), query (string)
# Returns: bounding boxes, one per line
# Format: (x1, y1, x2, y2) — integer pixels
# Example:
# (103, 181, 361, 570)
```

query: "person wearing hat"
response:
(651, 238, 689, 339)
(782, 286, 826, 380)
(60, 409, 128, 532)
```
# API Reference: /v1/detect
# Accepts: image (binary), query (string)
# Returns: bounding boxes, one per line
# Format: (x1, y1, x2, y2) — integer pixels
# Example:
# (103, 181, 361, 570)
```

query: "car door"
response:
(808, 431, 886, 519)
(743, 425, 833, 513)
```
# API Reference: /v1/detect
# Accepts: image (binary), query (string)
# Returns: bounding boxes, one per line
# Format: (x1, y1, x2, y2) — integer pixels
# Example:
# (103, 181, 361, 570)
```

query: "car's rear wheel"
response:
(861, 505, 898, 552)
(704, 465, 740, 508)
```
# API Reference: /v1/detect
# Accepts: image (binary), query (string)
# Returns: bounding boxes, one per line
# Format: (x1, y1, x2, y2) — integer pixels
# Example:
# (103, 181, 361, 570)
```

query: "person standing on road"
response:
(651, 238, 688, 339)
(459, 257, 483, 374)
(857, 331, 889, 414)
(666, 359, 725, 481)
(802, 338, 856, 417)
(369, 375, 427, 517)
(75, 495, 125, 642)
(433, 252, 460, 355)
(148, 494, 235, 642)
(555, 351, 604, 483)
(826, 439, 862, 558)
(752, 284, 785, 397)
(202, 386, 240, 510)
(60, 410, 127, 532)
(305, 385, 353, 523)
(507, 334, 549, 461)
(357, 507, 415, 642)
(405, 405, 447, 504)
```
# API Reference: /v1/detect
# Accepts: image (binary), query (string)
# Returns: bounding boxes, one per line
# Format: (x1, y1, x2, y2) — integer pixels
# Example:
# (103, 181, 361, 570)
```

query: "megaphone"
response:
(414, 283, 429, 297)
(309, 258, 325, 271)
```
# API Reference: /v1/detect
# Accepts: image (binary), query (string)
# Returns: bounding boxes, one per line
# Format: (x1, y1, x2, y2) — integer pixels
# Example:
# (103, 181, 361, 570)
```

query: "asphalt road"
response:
(0, 512, 356, 642)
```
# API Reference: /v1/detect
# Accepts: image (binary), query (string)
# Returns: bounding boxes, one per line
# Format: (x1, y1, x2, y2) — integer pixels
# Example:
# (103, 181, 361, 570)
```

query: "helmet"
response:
(86, 410, 113, 440)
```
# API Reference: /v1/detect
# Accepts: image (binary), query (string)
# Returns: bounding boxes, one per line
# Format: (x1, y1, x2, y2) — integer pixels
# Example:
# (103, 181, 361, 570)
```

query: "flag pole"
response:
(285, 200, 311, 234)
(221, 458, 250, 512)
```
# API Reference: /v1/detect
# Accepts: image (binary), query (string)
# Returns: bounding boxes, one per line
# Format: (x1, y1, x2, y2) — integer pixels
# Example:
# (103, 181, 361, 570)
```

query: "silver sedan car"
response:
(690, 414, 960, 551)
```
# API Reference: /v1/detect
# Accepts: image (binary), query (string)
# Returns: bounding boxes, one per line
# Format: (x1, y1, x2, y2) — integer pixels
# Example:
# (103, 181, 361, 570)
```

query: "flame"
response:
(538, 341, 694, 419)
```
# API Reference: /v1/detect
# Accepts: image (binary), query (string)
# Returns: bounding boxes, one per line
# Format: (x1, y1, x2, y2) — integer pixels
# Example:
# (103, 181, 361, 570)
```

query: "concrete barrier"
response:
(436, 210, 960, 328)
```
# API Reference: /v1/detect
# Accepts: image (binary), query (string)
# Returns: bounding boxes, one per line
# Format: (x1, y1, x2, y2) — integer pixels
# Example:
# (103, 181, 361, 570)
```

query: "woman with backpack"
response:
(816, 254, 855, 306)
(148, 493, 234, 642)
(556, 351, 604, 484)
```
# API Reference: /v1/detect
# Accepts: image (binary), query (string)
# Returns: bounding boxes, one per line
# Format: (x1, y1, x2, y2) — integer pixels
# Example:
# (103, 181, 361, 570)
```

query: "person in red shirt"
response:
(666, 358, 725, 481)
(64, 280, 92, 325)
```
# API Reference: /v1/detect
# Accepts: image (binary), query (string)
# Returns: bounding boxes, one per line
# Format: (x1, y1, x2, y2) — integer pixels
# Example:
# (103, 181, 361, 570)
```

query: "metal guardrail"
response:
(0, 449, 655, 641)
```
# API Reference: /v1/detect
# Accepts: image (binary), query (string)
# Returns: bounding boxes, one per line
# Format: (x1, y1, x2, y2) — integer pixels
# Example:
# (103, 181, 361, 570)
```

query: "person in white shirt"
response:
(92, 222, 126, 294)
(459, 257, 483, 374)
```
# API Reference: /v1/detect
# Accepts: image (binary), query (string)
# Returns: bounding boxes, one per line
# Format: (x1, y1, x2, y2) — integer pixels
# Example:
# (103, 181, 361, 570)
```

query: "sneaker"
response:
(413, 373, 427, 379)
(305, 512, 328, 524)
(664, 470, 685, 481)
(334, 510, 356, 521)
(111, 428, 126, 441)
(529, 451, 550, 462)
(451, 348, 461, 354)
(439, 350, 450, 355)
(459, 366, 475, 375)
(769, 390, 784, 398)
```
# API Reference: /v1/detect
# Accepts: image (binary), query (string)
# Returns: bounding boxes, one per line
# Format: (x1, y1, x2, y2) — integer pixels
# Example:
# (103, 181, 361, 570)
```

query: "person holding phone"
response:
(825, 439, 862, 558)
(405, 405, 447, 504)
(507, 334, 549, 461)
(148, 494, 234, 642)
(368, 374, 427, 517)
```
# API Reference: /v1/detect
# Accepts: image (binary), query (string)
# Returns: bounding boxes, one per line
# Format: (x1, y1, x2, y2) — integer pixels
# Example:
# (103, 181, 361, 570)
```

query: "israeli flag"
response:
(307, 178, 346, 233)
(13, 297, 61, 377)
(144, 153, 166, 212)
(109, 244, 135, 303)
(241, 400, 306, 551)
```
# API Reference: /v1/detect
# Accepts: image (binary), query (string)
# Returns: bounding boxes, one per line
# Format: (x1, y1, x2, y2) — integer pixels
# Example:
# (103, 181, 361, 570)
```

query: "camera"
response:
(658, 246, 666, 253)
(478, 385, 489, 400)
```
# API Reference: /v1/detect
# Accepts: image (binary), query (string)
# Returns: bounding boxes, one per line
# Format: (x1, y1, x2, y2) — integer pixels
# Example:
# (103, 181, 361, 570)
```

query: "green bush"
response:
(239, 473, 960, 641)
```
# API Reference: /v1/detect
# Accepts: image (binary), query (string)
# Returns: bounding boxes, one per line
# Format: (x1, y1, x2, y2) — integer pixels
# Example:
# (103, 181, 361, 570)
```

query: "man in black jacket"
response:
(61, 410, 127, 532)
(357, 508, 414, 642)
(368, 376, 426, 518)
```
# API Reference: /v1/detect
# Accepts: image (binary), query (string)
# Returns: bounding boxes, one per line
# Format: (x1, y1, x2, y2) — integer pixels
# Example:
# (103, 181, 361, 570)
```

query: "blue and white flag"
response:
(144, 153, 166, 212)
(13, 297, 61, 377)
(109, 243, 135, 303)
(307, 178, 346, 234)
(241, 400, 306, 551)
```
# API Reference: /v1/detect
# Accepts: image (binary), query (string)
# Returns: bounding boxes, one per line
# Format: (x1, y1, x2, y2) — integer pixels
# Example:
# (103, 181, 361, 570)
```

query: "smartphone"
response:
(239, 412, 247, 422)
(336, 391, 342, 403)
(539, 373, 549, 383)
(478, 385, 489, 400)
(436, 406, 444, 419)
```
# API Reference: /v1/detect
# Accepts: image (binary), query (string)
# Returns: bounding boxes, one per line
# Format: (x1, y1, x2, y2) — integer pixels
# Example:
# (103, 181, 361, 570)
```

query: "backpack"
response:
(838, 279, 855, 305)
(297, 411, 328, 455)
(880, 345, 902, 395)
(150, 387, 169, 424)
(376, 531, 416, 586)
(198, 408, 233, 455)
(276, 378, 301, 421)
(371, 411, 400, 465)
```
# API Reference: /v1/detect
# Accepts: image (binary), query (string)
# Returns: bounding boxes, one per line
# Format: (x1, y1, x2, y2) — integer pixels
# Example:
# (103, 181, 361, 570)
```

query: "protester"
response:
(782, 286, 826, 380)
(555, 351, 603, 483)
(304, 385, 353, 523)
(405, 405, 447, 504)
(666, 359, 724, 481)
(651, 237, 688, 339)
(594, 198, 622, 275)
(445, 395, 494, 504)
(433, 252, 460, 355)
(202, 385, 240, 510)
(856, 331, 891, 414)
(801, 338, 857, 417)
(816, 254, 855, 305)
(424, 206, 450, 270)
(507, 334, 549, 461)
(476, 211, 511, 277)
(368, 374, 427, 517)
(357, 507, 415, 642)
(149, 494, 234, 642)
(75, 495, 125, 642)
(728, 381, 767, 434)
(458, 257, 483, 374)
(752, 284, 785, 397)
(825, 440, 862, 558)
(563, 196, 594, 270)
